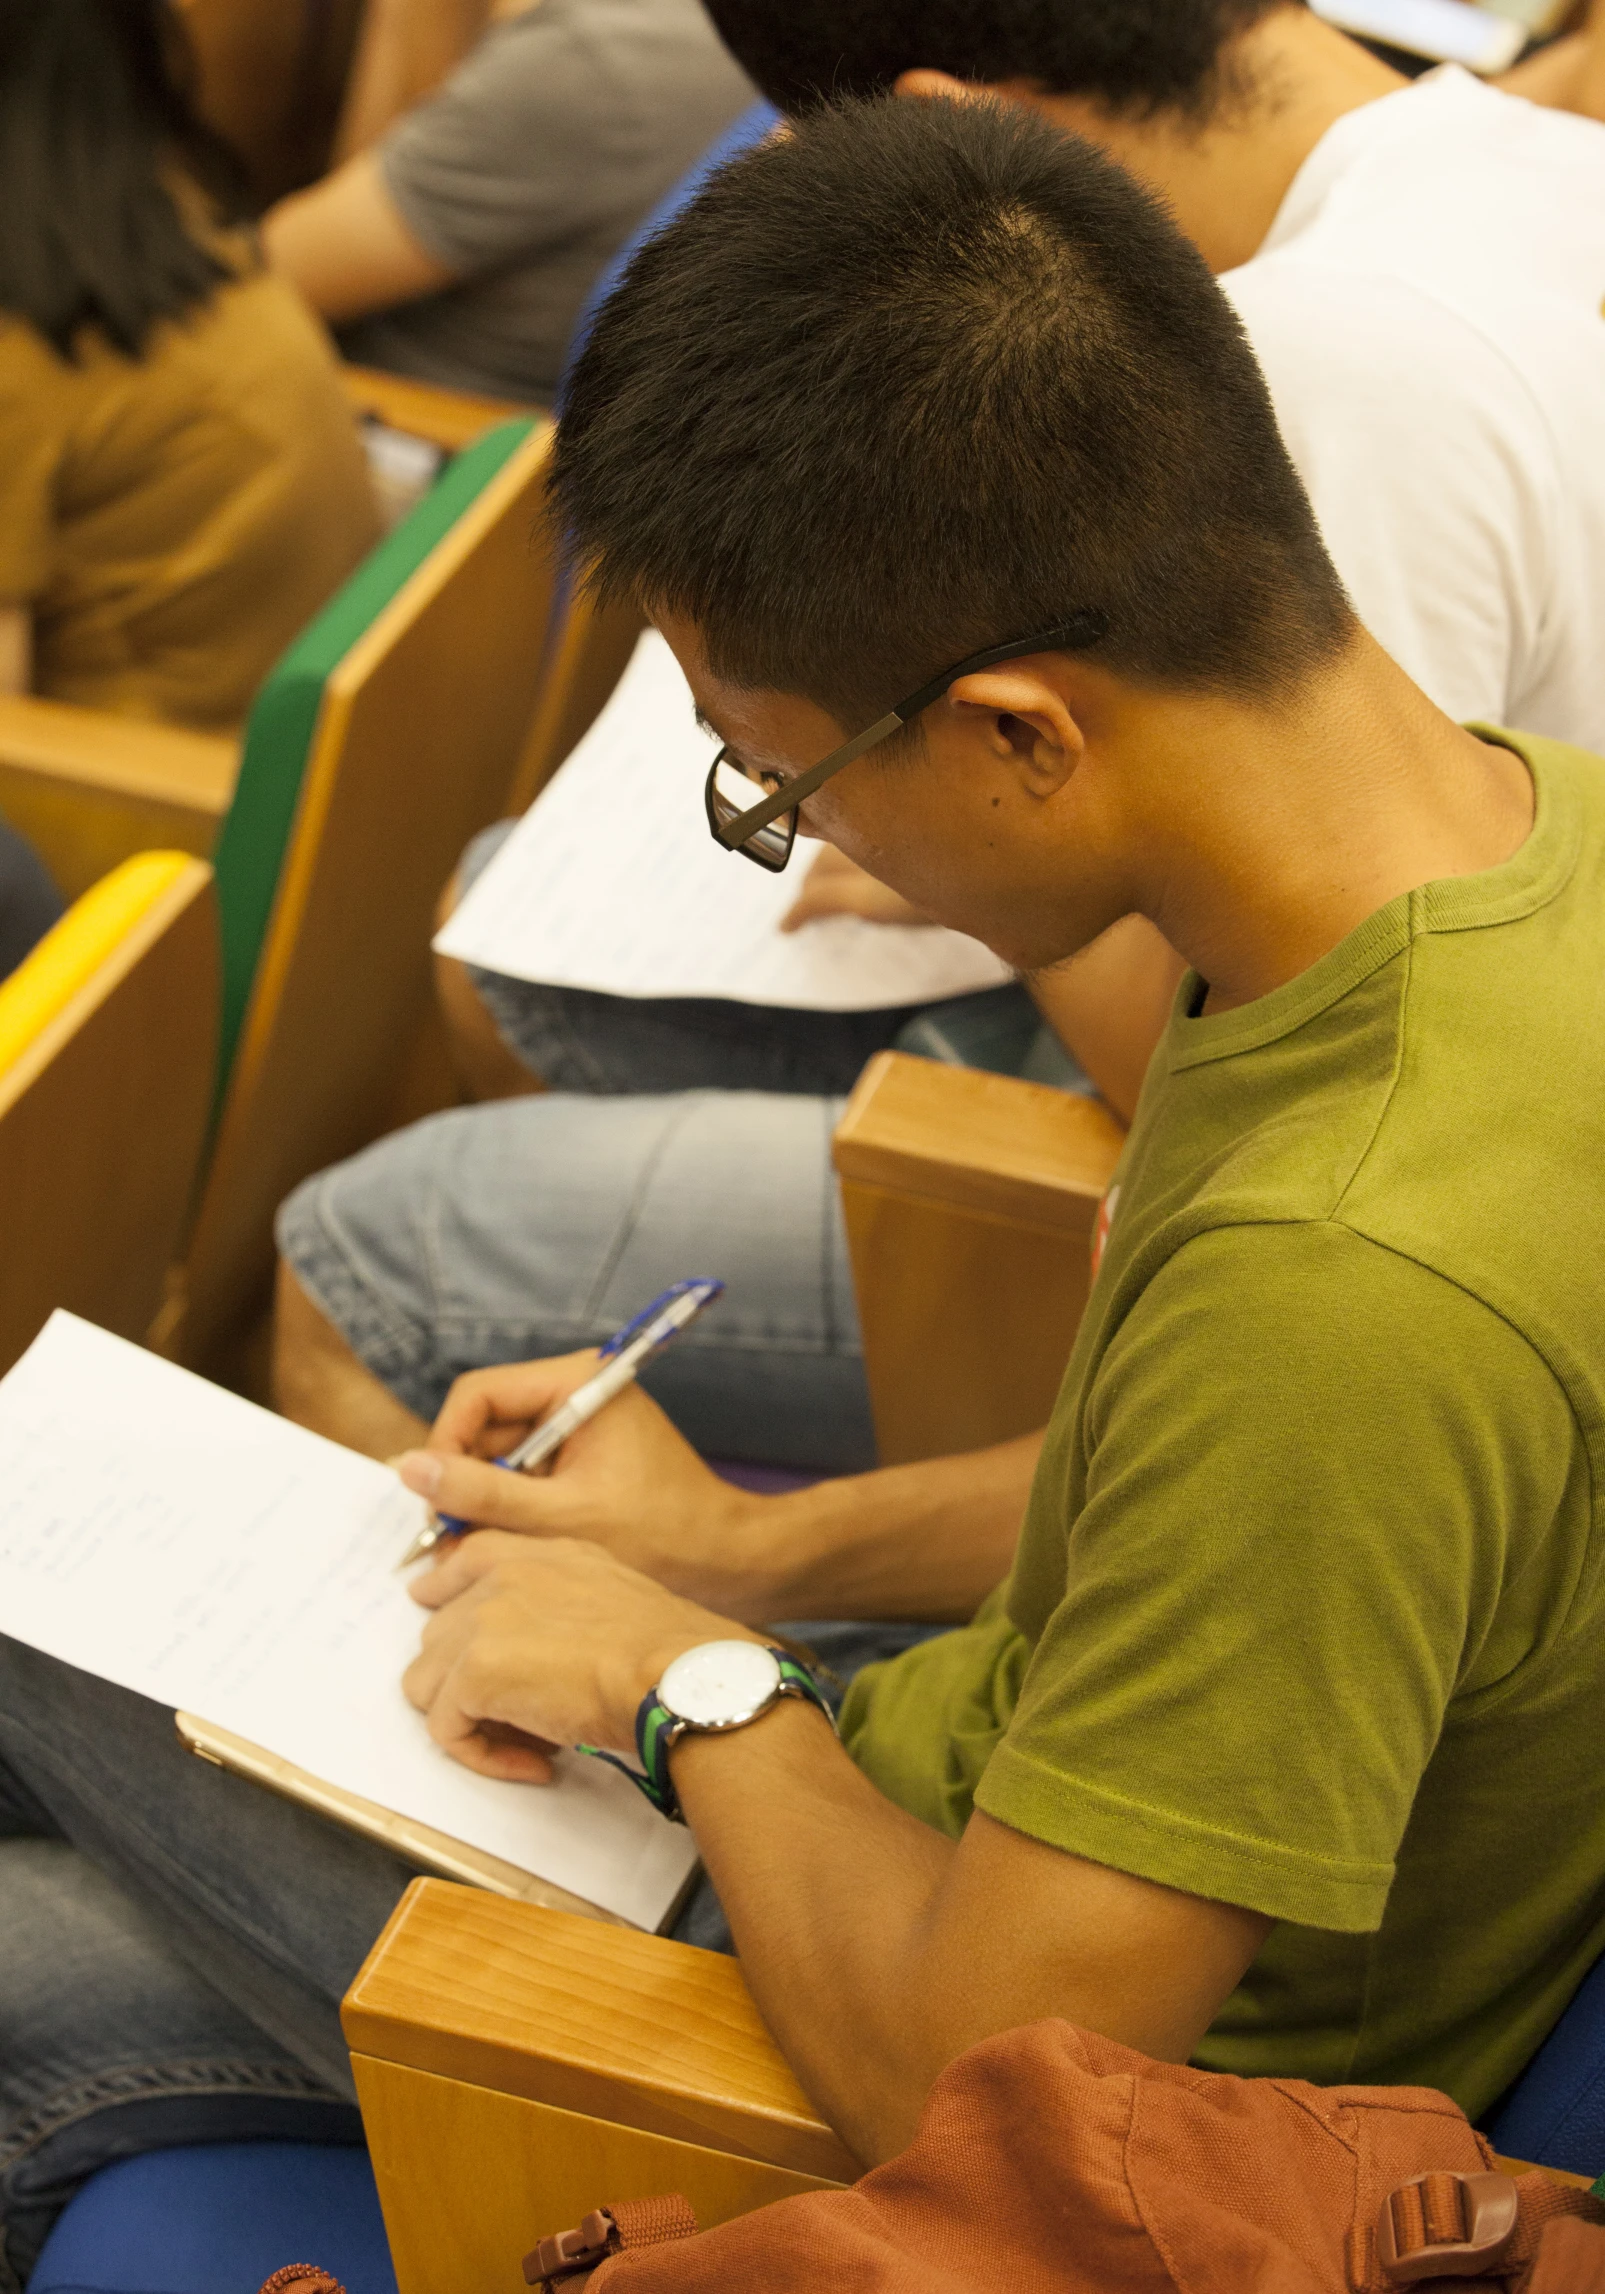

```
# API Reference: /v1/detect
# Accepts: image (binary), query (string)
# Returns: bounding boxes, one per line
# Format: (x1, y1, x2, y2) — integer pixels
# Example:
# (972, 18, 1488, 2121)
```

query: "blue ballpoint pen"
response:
(396, 1277, 724, 1568)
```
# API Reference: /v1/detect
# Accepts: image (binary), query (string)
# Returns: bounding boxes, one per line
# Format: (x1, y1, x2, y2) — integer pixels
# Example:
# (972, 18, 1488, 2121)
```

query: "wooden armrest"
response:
(835, 1047, 1125, 1223)
(833, 1051, 1125, 1463)
(0, 695, 238, 898)
(345, 1881, 851, 2294)
(346, 1879, 853, 2179)
(339, 364, 539, 455)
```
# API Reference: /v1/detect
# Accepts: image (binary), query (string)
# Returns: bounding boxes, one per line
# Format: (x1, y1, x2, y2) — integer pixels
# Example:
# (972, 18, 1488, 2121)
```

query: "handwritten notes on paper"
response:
(433, 630, 1014, 1012)
(0, 1315, 697, 1929)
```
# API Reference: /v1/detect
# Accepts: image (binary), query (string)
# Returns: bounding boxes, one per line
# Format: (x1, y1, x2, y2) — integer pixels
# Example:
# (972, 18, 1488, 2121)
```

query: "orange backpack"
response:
(525, 2021, 1605, 2294)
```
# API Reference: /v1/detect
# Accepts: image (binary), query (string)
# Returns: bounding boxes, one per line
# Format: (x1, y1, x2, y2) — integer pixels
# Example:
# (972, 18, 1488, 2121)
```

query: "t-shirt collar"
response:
(1255, 64, 1487, 259)
(1166, 729, 1572, 1072)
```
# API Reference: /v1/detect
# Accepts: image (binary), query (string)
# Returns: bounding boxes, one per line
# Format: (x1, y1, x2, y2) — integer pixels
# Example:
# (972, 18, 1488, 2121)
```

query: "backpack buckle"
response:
(524, 2210, 617, 2287)
(1377, 2172, 1521, 2281)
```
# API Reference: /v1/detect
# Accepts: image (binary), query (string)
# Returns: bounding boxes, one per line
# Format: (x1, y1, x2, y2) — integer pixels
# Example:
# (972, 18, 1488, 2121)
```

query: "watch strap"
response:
(576, 1647, 834, 1825)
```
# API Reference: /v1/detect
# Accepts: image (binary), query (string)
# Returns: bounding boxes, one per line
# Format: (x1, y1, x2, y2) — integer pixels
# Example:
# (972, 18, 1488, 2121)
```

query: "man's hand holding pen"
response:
(391, 1277, 831, 1786)
(393, 1360, 771, 1612)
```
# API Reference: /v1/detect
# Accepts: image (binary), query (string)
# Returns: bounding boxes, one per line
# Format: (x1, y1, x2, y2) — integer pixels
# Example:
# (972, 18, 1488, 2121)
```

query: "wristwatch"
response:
(578, 1641, 834, 1824)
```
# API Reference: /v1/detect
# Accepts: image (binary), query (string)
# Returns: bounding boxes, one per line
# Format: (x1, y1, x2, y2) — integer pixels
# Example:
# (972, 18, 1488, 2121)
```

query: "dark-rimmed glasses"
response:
(703, 609, 1108, 872)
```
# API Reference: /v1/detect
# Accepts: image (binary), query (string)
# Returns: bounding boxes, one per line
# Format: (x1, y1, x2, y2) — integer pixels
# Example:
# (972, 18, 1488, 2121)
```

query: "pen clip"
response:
(598, 1277, 723, 1359)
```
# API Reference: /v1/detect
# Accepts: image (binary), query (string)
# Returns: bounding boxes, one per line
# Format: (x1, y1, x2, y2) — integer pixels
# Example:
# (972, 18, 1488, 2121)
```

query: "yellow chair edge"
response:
(0, 851, 201, 1078)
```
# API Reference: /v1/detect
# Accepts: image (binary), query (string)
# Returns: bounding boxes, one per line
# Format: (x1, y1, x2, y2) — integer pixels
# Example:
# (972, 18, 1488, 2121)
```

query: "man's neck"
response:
(1115, 632, 1536, 1014)
(1013, 10, 1407, 272)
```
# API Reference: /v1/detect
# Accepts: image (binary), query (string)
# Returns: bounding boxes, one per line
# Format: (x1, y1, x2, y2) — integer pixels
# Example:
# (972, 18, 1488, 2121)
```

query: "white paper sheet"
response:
(434, 631, 1014, 1011)
(0, 1314, 698, 1930)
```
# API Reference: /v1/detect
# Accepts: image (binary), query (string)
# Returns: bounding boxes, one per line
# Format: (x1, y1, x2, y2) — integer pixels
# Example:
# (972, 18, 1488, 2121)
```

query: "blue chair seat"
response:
(28, 2144, 396, 2294)
(1487, 1946, 1605, 2177)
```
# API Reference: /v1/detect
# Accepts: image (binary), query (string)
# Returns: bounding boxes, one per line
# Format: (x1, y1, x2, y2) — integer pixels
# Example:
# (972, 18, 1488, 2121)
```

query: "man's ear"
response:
(894, 68, 1003, 106)
(942, 667, 1087, 794)
(893, 69, 1049, 110)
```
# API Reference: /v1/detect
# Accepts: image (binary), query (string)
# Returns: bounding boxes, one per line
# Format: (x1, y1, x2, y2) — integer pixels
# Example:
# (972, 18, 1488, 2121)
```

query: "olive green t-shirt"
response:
(841, 730, 1605, 2117)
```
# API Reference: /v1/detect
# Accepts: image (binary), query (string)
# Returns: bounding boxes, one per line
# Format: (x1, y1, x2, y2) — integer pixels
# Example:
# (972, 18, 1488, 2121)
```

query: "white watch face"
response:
(658, 1640, 782, 1730)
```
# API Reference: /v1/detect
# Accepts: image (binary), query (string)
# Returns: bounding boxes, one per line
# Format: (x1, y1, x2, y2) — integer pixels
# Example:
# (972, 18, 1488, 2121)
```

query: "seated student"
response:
(0, 818, 64, 982)
(1, 100, 1600, 2247)
(259, 0, 757, 407)
(705, 0, 1605, 1105)
(0, 0, 380, 732)
(272, 0, 1605, 1456)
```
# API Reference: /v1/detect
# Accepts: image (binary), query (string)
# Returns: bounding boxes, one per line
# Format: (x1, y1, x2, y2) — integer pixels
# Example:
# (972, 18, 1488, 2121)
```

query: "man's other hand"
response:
(781, 844, 934, 932)
(402, 1532, 762, 1777)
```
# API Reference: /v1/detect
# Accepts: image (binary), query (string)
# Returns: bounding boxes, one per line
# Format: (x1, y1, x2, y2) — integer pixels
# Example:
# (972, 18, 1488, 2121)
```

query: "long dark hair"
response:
(0, 0, 252, 361)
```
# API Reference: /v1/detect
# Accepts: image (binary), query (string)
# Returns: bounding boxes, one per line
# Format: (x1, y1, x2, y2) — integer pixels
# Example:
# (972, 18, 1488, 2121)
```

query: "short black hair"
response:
(0, 0, 250, 362)
(703, 0, 1293, 121)
(554, 97, 1351, 727)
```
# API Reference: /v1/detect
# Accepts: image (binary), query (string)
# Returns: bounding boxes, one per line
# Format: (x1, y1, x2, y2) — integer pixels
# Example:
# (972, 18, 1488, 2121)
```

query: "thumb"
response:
(780, 882, 836, 934)
(396, 1448, 557, 1534)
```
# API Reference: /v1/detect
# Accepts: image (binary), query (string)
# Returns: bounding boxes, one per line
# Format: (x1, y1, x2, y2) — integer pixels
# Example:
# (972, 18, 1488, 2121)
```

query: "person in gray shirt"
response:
(261, 0, 756, 405)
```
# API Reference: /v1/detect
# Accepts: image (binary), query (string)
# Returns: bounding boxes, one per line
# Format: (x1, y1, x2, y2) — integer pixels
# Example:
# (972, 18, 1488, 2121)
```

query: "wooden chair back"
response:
(509, 581, 646, 816)
(172, 421, 560, 1372)
(0, 381, 542, 912)
(0, 856, 217, 1374)
(833, 1052, 1126, 1463)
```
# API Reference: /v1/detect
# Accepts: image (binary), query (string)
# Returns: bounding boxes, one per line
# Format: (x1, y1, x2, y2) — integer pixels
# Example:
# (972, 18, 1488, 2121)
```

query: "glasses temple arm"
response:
(713, 609, 1106, 849)
(714, 709, 905, 847)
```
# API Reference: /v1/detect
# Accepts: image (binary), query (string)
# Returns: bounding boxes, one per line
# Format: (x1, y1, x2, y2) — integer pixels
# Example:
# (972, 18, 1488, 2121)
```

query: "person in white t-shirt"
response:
(695, 0, 1605, 1112)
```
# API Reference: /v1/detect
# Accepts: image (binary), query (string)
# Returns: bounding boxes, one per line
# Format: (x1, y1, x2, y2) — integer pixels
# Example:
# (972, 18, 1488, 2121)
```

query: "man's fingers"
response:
(403, 1631, 559, 1782)
(428, 1692, 556, 1783)
(779, 885, 828, 932)
(406, 1527, 529, 1606)
(397, 1446, 562, 1532)
(428, 1352, 600, 1454)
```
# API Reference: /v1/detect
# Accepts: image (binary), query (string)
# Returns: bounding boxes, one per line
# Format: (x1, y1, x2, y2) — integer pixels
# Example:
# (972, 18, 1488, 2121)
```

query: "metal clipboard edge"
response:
(173, 1712, 653, 1928)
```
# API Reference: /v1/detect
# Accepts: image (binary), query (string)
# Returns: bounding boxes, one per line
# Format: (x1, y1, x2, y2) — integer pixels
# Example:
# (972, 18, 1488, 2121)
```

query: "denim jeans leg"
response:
(0, 1628, 423, 2287)
(0, 1841, 363, 2291)
(278, 1089, 875, 1467)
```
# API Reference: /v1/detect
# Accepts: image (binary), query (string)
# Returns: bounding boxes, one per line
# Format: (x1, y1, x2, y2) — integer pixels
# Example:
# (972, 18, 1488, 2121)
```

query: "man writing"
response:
(388, 95, 1603, 2154)
(0, 95, 1599, 2246)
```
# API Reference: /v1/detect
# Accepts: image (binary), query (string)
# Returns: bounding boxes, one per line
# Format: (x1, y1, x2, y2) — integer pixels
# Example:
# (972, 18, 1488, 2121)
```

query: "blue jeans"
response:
(276, 980, 1089, 1469)
(278, 1090, 876, 1469)
(0, 1621, 938, 2281)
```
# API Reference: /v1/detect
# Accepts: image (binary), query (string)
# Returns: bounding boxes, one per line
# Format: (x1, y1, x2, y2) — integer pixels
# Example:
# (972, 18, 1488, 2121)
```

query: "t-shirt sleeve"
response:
(0, 335, 64, 604)
(376, 1, 709, 276)
(1222, 264, 1555, 728)
(974, 1219, 1578, 1932)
